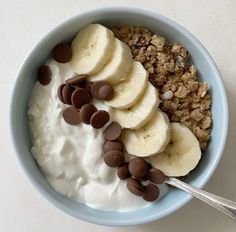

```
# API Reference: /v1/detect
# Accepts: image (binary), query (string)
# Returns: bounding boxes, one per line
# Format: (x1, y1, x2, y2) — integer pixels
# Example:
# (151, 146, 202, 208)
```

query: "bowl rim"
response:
(10, 6, 229, 226)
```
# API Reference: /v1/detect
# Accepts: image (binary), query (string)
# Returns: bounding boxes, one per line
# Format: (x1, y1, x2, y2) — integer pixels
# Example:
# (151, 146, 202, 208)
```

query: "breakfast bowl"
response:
(10, 7, 228, 226)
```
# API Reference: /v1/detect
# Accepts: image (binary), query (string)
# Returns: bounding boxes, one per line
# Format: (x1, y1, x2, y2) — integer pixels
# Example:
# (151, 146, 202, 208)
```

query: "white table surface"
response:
(1, 0, 236, 231)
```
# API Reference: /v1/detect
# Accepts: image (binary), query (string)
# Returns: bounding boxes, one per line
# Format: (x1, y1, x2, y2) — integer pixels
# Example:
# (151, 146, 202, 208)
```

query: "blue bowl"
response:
(10, 7, 228, 226)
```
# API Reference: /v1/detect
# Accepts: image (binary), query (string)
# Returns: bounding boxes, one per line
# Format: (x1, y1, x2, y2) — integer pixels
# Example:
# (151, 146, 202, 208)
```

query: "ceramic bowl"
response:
(10, 7, 228, 226)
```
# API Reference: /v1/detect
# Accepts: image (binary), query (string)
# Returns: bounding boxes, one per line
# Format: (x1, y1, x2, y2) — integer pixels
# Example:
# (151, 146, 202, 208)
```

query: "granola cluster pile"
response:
(111, 25, 212, 151)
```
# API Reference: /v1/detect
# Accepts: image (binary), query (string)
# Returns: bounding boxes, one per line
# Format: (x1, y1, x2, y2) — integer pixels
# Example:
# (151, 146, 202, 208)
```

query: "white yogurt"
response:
(28, 60, 168, 211)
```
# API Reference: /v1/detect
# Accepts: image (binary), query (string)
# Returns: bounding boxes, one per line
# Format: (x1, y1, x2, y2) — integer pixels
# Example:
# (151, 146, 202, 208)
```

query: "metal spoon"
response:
(165, 177, 236, 221)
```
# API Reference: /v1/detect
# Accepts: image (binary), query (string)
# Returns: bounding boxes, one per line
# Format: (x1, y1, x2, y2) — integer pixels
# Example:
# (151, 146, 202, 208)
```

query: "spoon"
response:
(165, 177, 236, 221)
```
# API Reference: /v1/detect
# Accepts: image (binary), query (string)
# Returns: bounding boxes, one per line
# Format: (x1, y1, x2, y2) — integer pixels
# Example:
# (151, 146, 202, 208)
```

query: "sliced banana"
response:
(70, 24, 115, 75)
(105, 61, 148, 109)
(122, 110, 170, 157)
(110, 83, 160, 129)
(149, 123, 201, 177)
(88, 38, 133, 85)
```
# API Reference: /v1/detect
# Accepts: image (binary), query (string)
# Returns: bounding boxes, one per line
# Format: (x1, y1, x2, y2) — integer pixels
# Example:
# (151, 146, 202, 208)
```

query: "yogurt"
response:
(28, 60, 168, 211)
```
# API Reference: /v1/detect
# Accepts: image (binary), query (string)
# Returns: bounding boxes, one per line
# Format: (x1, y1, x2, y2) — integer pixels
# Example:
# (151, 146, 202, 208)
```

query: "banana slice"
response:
(122, 110, 171, 157)
(105, 61, 148, 109)
(149, 123, 201, 177)
(70, 24, 115, 75)
(88, 39, 133, 85)
(110, 83, 160, 129)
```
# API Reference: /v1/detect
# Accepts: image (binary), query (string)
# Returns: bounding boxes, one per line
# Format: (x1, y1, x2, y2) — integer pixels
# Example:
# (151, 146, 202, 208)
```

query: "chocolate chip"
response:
(90, 110, 110, 129)
(62, 84, 75, 104)
(79, 81, 92, 95)
(57, 84, 66, 103)
(91, 81, 107, 99)
(147, 168, 166, 184)
(117, 162, 131, 180)
(127, 178, 145, 197)
(38, 65, 51, 85)
(62, 106, 81, 125)
(72, 81, 91, 95)
(104, 150, 124, 167)
(128, 158, 149, 178)
(71, 88, 91, 109)
(135, 175, 148, 182)
(103, 121, 122, 141)
(80, 104, 97, 124)
(98, 84, 114, 100)
(52, 43, 72, 63)
(65, 74, 88, 85)
(143, 184, 160, 202)
(103, 140, 123, 153)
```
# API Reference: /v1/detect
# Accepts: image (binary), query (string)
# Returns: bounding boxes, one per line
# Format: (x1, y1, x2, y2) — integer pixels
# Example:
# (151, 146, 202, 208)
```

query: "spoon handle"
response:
(165, 177, 236, 221)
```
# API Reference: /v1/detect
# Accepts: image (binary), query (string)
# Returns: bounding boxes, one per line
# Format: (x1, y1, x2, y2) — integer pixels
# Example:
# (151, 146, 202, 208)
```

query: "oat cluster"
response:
(111, 25, 212, 151)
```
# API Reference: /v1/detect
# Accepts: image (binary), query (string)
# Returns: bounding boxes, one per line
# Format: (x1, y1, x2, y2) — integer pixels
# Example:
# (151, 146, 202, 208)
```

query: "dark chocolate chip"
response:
(71, 88, 91, 109)
(147, 168, 166, 184)
(61, 84, 74, 104)
(38, 65, 52, 85)
(117, 162, 131, 180)
(57, 83, 66, 103)
(91, 81, 107, 99)
(52, 43, 72, 63)
(80, 104, 97, 124)
(135, 175, 148, 182)
(62, 106, 81, 125)
(104, 150, 124, 167)
(103, 140, 123, 153)
(79, 81, 92, 96)
(126, 178, 145, 197)
(143, 184, 160, 202)
(98, 84, 114, 100)
(65, 74, 88, 85)
(128, 158, 149, 178)
(90, 110, 110, 129)
(103, 121, 122, 141)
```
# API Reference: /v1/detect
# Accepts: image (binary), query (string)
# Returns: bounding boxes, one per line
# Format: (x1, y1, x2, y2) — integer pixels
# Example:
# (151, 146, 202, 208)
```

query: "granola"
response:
(111, 25, 212, 151)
